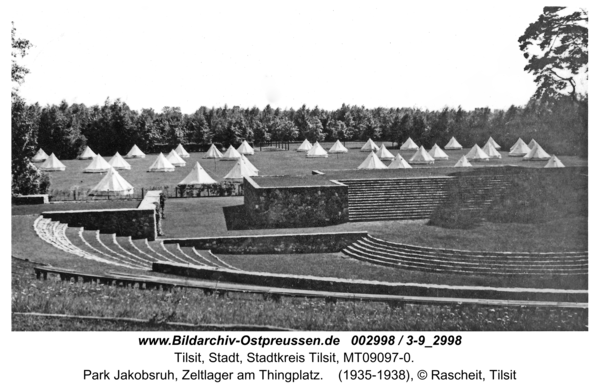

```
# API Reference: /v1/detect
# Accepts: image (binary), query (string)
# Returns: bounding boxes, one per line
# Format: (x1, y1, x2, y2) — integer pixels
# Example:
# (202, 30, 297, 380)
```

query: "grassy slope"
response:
(12, 259, 587, 331)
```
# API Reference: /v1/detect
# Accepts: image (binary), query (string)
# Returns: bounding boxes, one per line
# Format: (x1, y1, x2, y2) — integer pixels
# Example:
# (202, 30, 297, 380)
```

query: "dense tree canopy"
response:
(20, 99, 586, 160)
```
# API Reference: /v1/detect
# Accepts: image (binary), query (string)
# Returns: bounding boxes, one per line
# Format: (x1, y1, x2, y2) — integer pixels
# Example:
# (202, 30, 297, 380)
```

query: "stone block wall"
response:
(42, 208, 156, 240)
(166, 232, 368, 254)
(12, 194, 49, 205)
(243, 177, 349, 228)
(430, 166, 588, 227)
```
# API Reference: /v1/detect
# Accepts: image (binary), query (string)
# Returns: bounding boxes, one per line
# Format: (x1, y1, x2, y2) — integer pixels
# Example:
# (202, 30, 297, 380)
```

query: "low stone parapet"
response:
(164, 232, 369, 254)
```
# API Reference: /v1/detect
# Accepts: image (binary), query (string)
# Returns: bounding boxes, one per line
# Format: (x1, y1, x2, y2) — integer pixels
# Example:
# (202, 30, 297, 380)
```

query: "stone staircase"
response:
(340, 177, 455, 221)
(342, 235, 588, 276)
(33, 216, 235, 270)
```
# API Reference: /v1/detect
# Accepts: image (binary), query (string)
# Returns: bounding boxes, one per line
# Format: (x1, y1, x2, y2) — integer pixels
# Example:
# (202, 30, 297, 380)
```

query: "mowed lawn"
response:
(35, 144, 587, 191)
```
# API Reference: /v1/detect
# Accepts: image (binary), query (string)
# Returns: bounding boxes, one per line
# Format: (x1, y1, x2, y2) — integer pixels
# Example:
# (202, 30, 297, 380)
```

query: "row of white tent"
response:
(294, 136, 499, 158)
(33, 141, 256, 163)
(356, 142, 564, 169)
(33, 141, 257, 172)
(85, 156, 259, 196)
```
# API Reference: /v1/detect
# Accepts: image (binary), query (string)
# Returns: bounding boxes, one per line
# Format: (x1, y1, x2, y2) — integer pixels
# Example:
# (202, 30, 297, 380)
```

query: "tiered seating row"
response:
(33, 217, 237, 270)
(34, 217, 144, 270)
(342, 235, 588, 276)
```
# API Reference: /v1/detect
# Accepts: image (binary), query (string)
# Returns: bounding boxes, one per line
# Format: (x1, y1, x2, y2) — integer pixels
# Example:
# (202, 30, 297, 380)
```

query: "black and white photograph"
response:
(5, 1, 595, 387)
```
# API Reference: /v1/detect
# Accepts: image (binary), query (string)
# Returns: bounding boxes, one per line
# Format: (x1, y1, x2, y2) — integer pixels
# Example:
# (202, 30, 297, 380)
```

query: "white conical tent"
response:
(78, 146, 96, 160)
(409, 146, 435, 164)
(224, 158, 257, 181)
(528, 139, 538, 149)
(203, 144, 223, 159)
(509, 140, 531, 157)
(388, 154, 412, 169)
(454, 156, 472, 167)
(148, 153, 175, 172)
(444, 136, 462, 150)
(376, 144, 395, 161)
(84, 154, 112, 173)
(237, 140, 255, 155)
(358, 151, 388, 169)
(510, 138, 526, 152)
(39, 153, 66, 171)
(90, 168, 134, 195)
(400, 137, 419, 151)
(482, 142, 502, 159)
(241, 154, 259, 175)
(108, 152, 132, 170)
(465, 145, 490, 161)
(428, 144, 449, 160)
(329, 140, 348, 154)
(178, 162, 217, 185)
(306, 141, 328, 158)
(297, 139, 312, 152)
(360, 138, 380, 152)
(523, 143, 551, 161)
(32, 148, 48, 163)
(487, 136, 501, 149)
(221, 145, 243, 161)
(544, 155, 565, 168)
(175, 143, 190, 158)
(125, 144, 146, 159)
(167, 150, 186, 166)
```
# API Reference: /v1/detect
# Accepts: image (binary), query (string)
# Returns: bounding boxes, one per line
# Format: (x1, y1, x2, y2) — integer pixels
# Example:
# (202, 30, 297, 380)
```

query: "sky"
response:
(8, 1, 588, 113)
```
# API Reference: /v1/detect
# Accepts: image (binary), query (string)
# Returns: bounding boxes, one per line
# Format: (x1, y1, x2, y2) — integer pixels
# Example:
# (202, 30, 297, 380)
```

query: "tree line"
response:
(24, 97, 587, 160)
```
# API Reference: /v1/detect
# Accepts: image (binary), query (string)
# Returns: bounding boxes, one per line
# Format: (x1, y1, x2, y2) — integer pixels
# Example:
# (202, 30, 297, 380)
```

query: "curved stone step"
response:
(350, 241, 588, 272)
(116, 236, 159, 264)
(80, 230, 141, 268)
(177, 246, 214, 267)
(342, 246, 587, 276)
(364, 235, 588, 259)
(98, 233, 150, 268)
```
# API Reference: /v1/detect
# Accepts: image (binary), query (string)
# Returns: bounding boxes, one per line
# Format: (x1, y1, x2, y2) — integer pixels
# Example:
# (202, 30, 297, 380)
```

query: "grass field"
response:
(36, 147, 588, 192)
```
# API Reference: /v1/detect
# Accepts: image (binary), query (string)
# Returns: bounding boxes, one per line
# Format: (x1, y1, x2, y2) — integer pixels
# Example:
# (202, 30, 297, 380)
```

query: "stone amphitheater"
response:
(24, 166, 588, 312)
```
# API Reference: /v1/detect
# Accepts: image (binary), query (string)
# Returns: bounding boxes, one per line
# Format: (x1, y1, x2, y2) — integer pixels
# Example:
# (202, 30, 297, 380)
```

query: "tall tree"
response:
(11, 22, 32, 97)
(519, 7, 588, 102)
(11, 24, 49, 195)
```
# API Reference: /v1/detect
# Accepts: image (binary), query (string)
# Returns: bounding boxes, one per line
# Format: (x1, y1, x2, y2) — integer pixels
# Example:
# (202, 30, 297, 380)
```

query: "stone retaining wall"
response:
(243, 177, 349, 228)
(12, 194, 49, 205)
(164, 232, 368, 254)
(430, 166, 588, 228)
